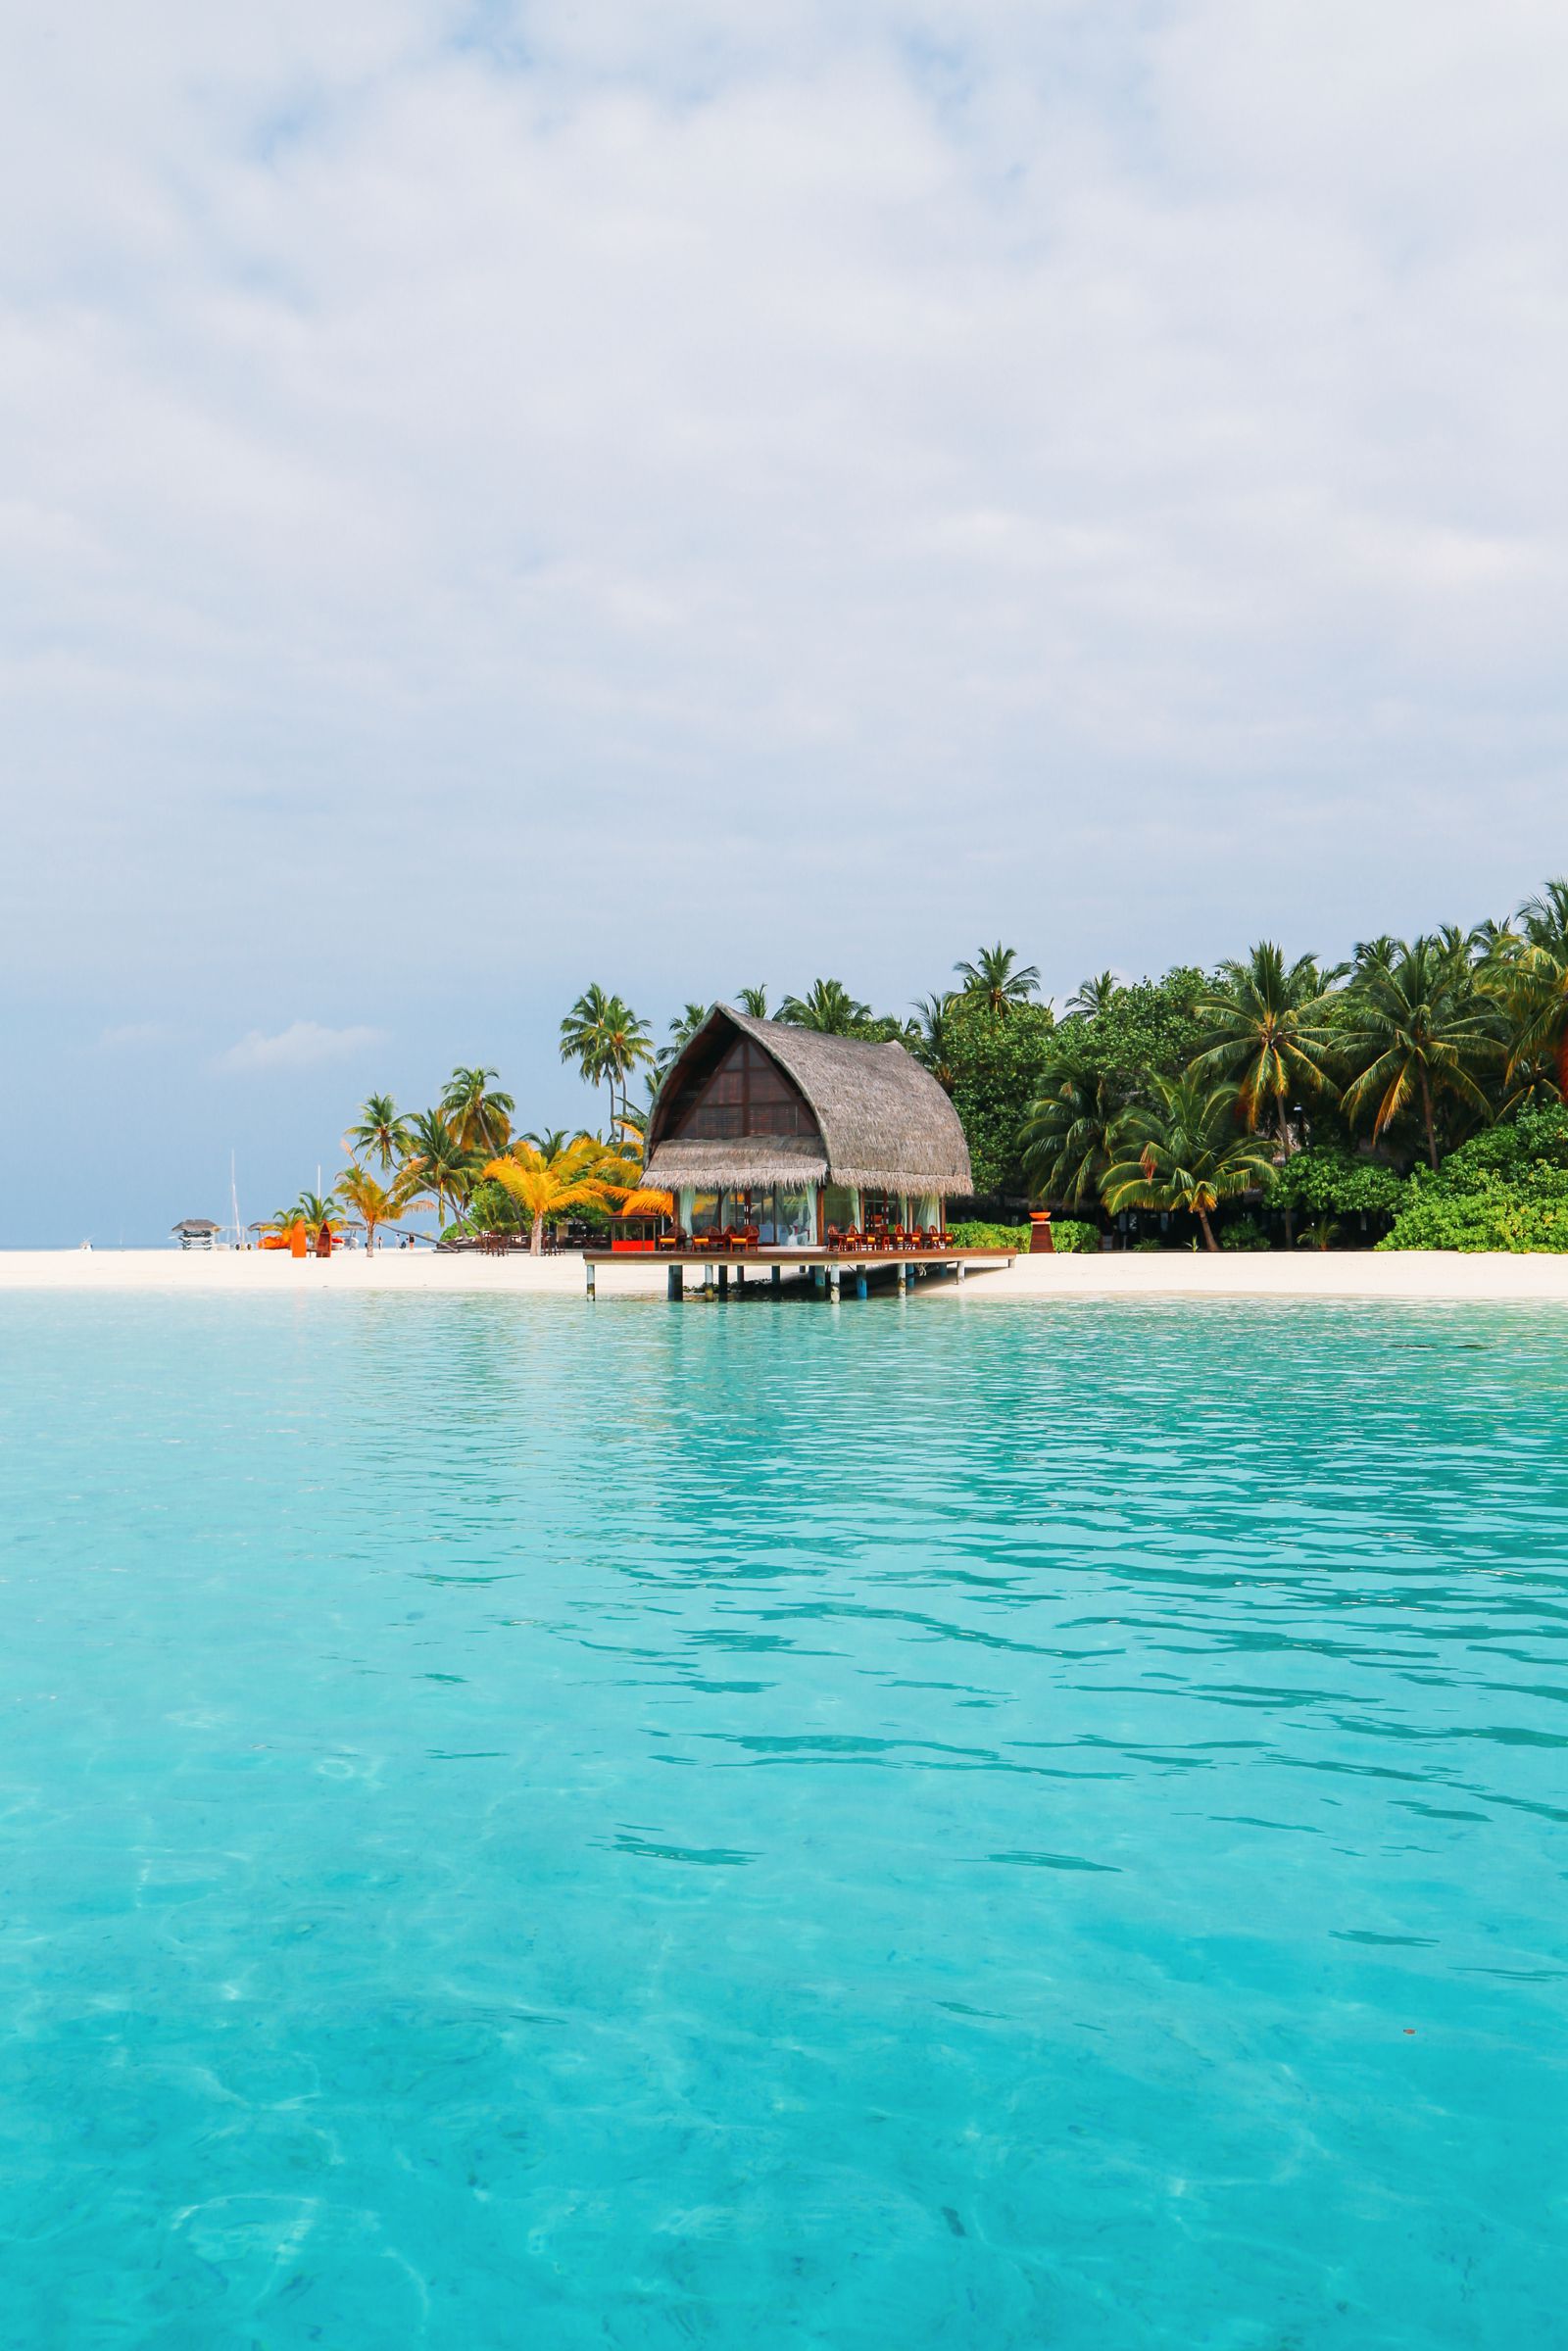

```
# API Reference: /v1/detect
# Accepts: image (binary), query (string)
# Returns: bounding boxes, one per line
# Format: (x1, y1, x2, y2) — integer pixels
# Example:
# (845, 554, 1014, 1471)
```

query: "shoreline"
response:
(4, 1248, 1568, 1302)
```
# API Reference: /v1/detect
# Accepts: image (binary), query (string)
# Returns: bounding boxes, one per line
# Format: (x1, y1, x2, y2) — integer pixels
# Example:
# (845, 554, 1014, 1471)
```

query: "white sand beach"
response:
(4, 1248, 1568, 1302)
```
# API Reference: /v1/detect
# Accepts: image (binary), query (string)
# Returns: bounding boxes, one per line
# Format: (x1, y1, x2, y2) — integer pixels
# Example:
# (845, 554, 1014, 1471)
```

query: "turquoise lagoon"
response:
(2, 1292, 1565, 2347)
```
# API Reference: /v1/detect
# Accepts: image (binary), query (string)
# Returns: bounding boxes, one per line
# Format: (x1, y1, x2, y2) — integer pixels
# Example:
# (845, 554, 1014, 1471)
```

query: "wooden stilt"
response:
(771, 1265, 781, 1290)
(718, 1263, 729, 1295)
(585, 1259, 596, 1298)
(855, 1271, 868, 1299)
(829, 1263, 841, 1300)
(667, 1264, 683, 1300)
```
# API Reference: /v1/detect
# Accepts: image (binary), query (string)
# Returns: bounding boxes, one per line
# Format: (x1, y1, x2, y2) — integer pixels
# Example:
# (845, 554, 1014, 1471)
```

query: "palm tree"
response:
(440, 1066, 515, 1155)
(482, 1135, 636, 1256)
(522, 1127, 572, 1158)
(1191, 943, 1337, 1152)
(777, 979, 872, 1034)
(657, 1003, 710, 1072)
(560, 986, 655, 1132)
(737, 985, 769, 1019)
(954, 943, 1041, 1017)
(343, 1094, 412, 1172)
(911, 993, 958, 1092)
(1484, 878, 1568, 1105)
(294, 1190, 341, 1237)
(1339, 937, 1503, 1169)
(1066, 971, 1118, 1020)
(1019, 1057, 1119, 1208)
(336, 1163, 431, 1255)
(1102, 1075, 1276, 1251)
(403, 1108, 475, 1230)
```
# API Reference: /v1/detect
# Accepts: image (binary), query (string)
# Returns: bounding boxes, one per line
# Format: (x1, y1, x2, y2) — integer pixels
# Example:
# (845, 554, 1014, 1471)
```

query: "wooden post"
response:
(704, 1264, 715, 1295)
(855, 1271, 868, 1299)
(585, 1259, 596, 1299)
(829, 1263, 841, 1301)
(956, 1259, 966, 1283)
(736, 1263, 746, 1289)
(718, 1263, 729, 1295)
(771, 1264, 781, 1290)
(667, 1264, 683, 1300)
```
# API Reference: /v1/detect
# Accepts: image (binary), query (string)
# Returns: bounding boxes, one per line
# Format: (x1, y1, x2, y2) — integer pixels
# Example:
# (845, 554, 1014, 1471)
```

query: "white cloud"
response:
(3, 1, 1568, 1006)
(215, 1021, 383, 1073)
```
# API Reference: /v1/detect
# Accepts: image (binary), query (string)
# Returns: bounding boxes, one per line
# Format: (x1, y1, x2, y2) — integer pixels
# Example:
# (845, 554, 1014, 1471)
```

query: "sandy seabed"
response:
(4, 1248, 1568, 1304)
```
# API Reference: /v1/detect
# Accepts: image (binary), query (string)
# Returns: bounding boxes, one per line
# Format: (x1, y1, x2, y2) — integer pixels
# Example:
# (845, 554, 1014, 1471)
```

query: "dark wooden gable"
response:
(661, 1028, 822, 1144)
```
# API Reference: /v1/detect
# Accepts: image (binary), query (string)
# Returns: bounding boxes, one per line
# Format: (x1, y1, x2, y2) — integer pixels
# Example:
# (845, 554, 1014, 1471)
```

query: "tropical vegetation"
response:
(279, 875, 1568, 1254)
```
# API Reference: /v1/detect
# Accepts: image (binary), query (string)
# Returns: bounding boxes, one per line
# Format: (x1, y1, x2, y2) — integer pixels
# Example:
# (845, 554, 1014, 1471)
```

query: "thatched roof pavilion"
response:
(642, 1006, 971, 1245)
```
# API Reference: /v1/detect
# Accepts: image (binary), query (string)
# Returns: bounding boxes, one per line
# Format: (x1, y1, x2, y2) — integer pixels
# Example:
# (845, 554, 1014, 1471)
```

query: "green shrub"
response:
(1131, 1238, 1165, 1252)
(1379, 1166, 1568, 1252)
(1379, 1108, 1568, 1251)
(1219, 1213, 1272, 1251)
(1048, 1219, 1100, 1253)
(949, 1220, 1031, 1250)
(1268, 1146, 1406, 1218)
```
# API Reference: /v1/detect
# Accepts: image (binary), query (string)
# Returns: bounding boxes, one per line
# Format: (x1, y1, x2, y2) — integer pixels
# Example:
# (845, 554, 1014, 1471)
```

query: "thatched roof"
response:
(643, 1006, 972, 1196)
(172, 1217, 220, 1235)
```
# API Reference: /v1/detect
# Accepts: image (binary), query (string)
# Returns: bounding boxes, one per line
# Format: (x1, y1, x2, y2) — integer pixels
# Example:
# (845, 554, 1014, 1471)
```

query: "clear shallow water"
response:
(2, 1293, 1566, 2350)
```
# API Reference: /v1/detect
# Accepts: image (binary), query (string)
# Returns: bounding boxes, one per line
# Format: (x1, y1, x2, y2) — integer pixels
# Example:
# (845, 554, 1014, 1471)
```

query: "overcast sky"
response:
(5, 1, 1567, 1241)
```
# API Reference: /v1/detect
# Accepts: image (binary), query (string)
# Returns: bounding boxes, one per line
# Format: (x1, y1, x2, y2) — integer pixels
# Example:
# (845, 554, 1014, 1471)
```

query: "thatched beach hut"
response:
(641, 1004, 972, 1248)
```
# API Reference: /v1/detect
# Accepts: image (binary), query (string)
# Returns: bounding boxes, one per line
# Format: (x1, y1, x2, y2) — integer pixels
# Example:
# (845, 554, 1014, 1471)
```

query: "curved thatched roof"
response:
(643, 1006, 972, 1196)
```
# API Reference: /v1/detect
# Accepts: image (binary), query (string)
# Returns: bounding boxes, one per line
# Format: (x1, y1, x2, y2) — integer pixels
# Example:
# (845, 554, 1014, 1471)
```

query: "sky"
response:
(5, 1, 1568, 1242)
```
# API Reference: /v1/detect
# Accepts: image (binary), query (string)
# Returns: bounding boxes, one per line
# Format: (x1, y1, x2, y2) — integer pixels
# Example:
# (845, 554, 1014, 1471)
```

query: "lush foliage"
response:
(482, 1136, 638, 1256)
(1047, 1219, 1099, 1253)
(300, 898, 1568, 1255)
(1267, 1148, 1408, 1219)
(1378, 1106, 1568, 1252)
(944, 998, 1057, 1196)
(948, 1221, 1030, 1250)
(1102, 1074, 1278, 1250)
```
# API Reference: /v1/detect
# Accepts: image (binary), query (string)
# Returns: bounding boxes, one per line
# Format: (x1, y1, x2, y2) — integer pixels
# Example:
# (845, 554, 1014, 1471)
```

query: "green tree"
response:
(1192, 944, 1338, 1151)
(1102, 1075, 1276, 1251)
(404, 1109, 475, 1230)
(1338, 937, 1502, 1170)
(343, 1094, 412, 1172)
(1052, 966, 1208, 1102)
(1019, 1052, 1119, 1209)
(560, 986, 655, 1131)
(736, 985, 770, 1018)
(910, 993, 958, 1093)
(777, 979, 873, 1034)
(439, 1066, 515, 1155)
(944, 996, 1058, 1196)
(482, 1135, 636, 1256)
(294, 1190, 341, 1235)
(953, 942, 1041, 1017)
(336, 1163, 431, 1254)
(1483, 877, 1568, 1105)
(1067, 970, 1118, 1018)
(658, 1003, 710, 1071)
(1268, 1146, 1407, 1222)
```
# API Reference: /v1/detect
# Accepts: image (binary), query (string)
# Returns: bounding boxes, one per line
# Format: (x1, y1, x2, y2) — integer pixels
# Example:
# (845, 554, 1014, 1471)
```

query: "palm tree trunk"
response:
(530, 1211, 544, 1257)
(1418, 1067, 1440, 1170)
(1276, 1102, 1295, 1247)
(1197, 1205, 1218, 1251)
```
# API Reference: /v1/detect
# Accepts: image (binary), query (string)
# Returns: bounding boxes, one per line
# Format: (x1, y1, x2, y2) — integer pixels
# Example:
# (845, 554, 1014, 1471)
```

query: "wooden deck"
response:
(583, 1247, 1015, 1267)
(582, 1246, 1015, 1296)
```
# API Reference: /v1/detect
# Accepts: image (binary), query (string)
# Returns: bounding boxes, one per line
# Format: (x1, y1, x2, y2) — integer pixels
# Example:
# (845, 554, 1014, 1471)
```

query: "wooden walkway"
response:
(581, 1247, 1015, 1297)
